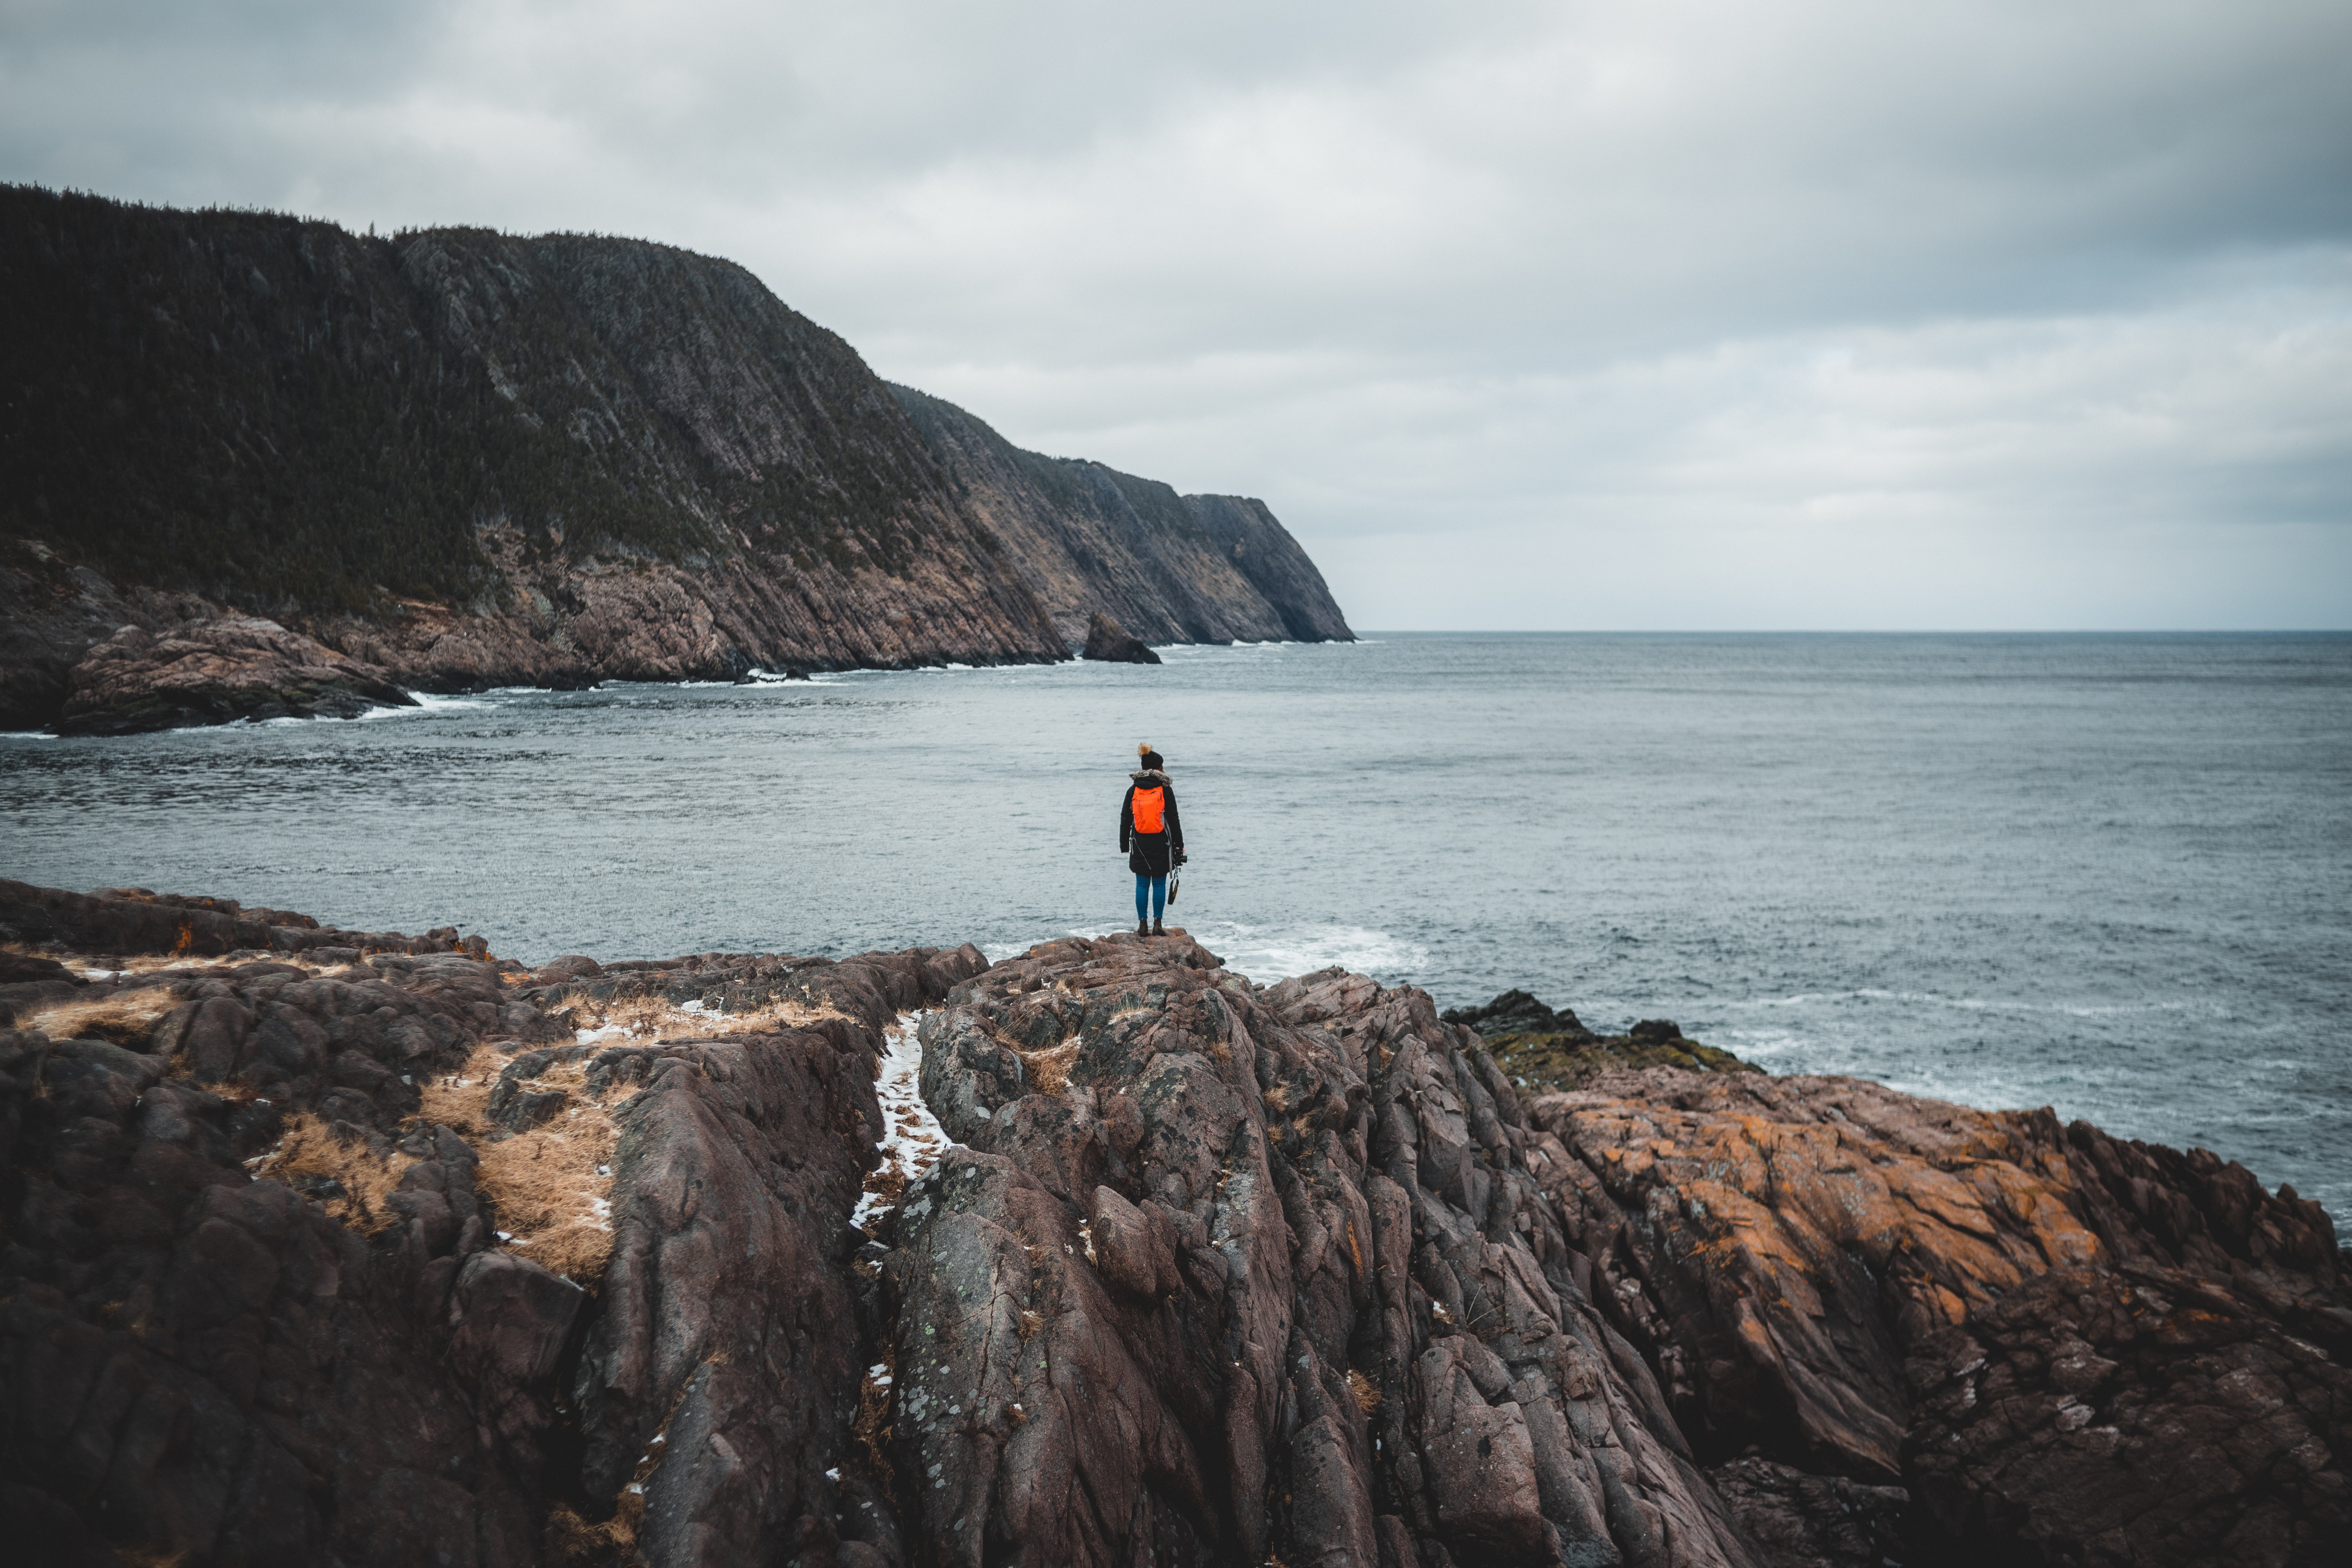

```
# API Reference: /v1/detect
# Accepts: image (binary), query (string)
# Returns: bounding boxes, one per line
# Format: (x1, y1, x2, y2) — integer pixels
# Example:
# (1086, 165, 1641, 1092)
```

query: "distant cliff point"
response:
(0, 185, 1351, 731)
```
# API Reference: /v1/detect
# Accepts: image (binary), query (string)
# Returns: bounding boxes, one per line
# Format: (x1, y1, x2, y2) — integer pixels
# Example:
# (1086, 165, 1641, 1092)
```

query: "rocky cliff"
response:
(0, 186, 1349, 733)
(888, 386, 1352, 647)
(1, 881, 2340, 1567)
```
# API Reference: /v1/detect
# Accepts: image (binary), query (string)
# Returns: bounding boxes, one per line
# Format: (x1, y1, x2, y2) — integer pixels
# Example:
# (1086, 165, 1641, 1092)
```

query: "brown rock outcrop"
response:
(4, 886, 2342, 1567)
(1079, 610, 1161, 665)
(1905, 1260, 2350, 1565)
(0, 540, 219, 731)
(54, 616, 417, 734)
(1705, 1457, 1909, 1568)
(1524, 1066, 2348, 1565)
(0, 880, 986, 1567)
(890, 936, 1756, 1567)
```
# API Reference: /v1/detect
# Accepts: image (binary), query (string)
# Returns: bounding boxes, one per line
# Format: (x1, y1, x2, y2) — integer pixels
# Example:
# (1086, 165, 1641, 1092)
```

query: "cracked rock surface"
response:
(888, 932, 1752, 1568)
(0, 881, 983, 1568)
(1527, 1066, 2348, 1567)
(3, 882, 2343, 1568)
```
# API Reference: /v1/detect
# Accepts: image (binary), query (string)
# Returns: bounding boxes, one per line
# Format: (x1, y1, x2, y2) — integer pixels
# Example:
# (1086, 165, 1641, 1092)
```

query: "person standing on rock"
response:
(1121, 744, 1185, 938)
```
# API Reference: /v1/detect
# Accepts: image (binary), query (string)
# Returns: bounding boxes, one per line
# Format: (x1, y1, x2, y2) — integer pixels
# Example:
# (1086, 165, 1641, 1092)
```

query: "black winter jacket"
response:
(1119, 770, 1185, 876)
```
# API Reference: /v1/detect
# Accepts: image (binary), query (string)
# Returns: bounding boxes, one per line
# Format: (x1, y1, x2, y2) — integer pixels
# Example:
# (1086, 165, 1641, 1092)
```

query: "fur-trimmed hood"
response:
(1129, 769, 1171, 787)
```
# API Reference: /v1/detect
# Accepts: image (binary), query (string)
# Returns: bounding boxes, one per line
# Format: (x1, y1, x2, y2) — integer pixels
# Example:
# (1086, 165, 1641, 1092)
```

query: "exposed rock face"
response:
(0, 186, 1351, 731)
(0, 880, 464, 992)
(1706, 1458, 1909, 1568)
(893, 937, 1754, 1567)
(54, 616, 417, 734)
(3, 889, 2342, 1567)
(0, 946, 575, 1568)
(890, 385, 1354, 648)
(0, 881, 985, 1566)
(1079, 611, 1161, 665)
(0, 542, 219, 731)
(1906, 1262, 2350, 1565)
(1525, 1065, 2348, 1565)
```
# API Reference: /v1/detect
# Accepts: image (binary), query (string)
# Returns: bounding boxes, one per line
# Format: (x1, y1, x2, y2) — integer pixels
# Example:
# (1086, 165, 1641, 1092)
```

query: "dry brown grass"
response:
(852, 1347, 898, 1496)
(117, 1546, 191, 1568)
(862, 1160, 908, 1210)
(1347, 1368, 1384, 1415)
(561, 991, 843, 1044)
(1005, 1036, 1081, 1096)
(543, 1497, 642, 1567)
(36, 947, 355, 983)
(413, 1043, 507, 1133)
(1262, 1081, 1293, 1114)
(250, 1111, 406, 1232)
(420, 1044, 620, 1285)
(15, 990, 180, 1048)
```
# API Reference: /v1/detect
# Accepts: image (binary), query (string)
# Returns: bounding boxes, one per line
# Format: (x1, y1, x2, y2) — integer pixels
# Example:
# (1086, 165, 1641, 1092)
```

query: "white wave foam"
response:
(356, 692, 492, 720)
(1720, 988, 2223, 1020)
(1188, 920, 1429, 983)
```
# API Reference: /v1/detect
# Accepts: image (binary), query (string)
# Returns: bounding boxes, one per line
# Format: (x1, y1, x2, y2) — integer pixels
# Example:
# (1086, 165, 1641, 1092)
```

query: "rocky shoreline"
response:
(0, 878, 2342, 1566)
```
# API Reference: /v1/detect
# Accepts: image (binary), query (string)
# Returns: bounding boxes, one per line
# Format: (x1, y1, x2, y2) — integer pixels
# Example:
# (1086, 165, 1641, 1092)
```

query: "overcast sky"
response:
(6, 1, 2348, 628)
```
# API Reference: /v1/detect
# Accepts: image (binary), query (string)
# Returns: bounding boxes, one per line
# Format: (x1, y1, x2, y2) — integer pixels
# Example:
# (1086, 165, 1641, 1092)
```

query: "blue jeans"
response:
(1135, 875, 1165, 921)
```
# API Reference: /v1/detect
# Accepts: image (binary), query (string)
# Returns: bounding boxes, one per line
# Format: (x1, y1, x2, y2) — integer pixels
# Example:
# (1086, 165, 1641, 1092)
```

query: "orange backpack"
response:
(1132, 785, 1166, 834)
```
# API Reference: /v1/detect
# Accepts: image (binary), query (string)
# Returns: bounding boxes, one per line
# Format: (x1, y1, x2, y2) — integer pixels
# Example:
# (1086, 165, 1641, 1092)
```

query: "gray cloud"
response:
(4, 0, 2347, 626)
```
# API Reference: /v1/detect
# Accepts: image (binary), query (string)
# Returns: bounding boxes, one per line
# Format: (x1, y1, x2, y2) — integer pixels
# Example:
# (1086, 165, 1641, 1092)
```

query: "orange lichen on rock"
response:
(1527, 1070, 2124, 1479)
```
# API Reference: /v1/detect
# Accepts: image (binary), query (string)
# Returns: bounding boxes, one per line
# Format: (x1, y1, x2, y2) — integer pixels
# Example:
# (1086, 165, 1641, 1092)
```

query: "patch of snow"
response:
(576, 1023, 629, 1044)
(850, 1010, 959, 1233)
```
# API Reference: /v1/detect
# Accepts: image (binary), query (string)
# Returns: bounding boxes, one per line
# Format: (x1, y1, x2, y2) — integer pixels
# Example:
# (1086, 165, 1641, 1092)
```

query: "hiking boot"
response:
(1135, 920, 1150, 937)
(1151, 919, 1166, 937)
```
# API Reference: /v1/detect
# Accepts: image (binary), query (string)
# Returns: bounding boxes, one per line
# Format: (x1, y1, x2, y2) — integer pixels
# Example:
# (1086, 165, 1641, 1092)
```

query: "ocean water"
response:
(4, 633, 2348, 1219)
